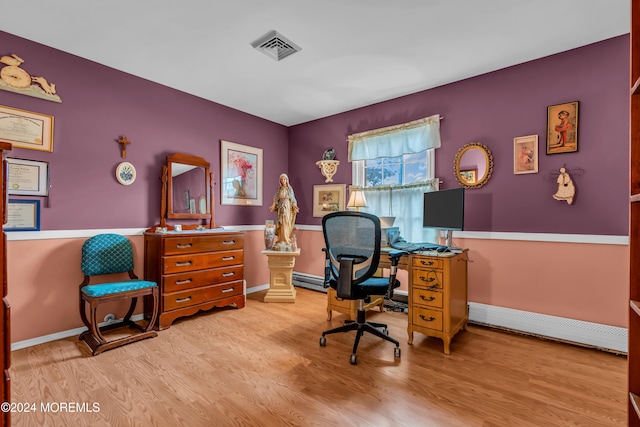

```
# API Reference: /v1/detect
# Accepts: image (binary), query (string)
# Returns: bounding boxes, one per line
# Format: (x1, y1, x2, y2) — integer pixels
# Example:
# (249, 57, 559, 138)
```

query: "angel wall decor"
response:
(546, 166, 584, 205)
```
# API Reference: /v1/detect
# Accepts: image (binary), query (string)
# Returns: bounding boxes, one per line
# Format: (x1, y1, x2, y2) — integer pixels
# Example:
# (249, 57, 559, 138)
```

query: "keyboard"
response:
(390, 241, 450, 253)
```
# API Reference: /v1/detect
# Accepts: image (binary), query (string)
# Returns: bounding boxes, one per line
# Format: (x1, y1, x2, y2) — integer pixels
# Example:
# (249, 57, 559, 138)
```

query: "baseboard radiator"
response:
(468, 302, 627, 354)
(292, 272, 327, 293)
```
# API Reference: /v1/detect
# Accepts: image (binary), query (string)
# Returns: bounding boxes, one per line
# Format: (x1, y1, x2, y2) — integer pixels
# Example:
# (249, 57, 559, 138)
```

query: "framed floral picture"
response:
(221, 140, 263, 206)
(313, 184, 345, 217)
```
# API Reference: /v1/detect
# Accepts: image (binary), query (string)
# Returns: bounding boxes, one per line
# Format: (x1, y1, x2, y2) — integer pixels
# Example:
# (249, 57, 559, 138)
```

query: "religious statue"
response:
(269, 173, 299, 245)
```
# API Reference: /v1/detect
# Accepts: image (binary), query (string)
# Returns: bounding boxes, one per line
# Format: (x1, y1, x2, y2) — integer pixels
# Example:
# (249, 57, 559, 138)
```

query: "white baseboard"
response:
(11, 314, 145, 351)
(468, 302, 627, 354)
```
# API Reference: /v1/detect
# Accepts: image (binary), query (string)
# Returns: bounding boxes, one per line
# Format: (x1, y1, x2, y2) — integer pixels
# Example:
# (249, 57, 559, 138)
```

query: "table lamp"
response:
(347, 188, 367, 212)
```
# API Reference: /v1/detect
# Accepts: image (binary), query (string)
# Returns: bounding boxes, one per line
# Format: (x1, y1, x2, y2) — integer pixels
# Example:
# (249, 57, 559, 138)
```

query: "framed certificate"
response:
(0, 105, 54, 152)
(4, 199, 40, 231)
(7, 158, 49, 196)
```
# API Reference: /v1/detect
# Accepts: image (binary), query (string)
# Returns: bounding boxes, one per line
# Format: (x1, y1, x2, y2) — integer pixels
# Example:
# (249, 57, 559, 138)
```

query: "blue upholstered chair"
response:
(79, 234, 159, 355)
(319, 211, 404, 365)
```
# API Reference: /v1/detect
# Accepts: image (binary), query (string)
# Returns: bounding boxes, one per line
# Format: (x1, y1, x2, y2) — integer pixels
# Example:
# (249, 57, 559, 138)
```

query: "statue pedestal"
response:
(261, 249, 301, 303)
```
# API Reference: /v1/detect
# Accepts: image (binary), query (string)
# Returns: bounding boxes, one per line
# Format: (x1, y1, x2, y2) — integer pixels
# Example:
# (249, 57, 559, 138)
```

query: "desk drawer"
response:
(163, 281, 244, 311)
(413, 288, 443, 309)
(412, 306, 443, 332)
(412, 270, 443, 290)
(163, 250, 243, 274)
(412, 257, 443, 270)
(163, 265, 244, 293)
(163, 235, 244, 255)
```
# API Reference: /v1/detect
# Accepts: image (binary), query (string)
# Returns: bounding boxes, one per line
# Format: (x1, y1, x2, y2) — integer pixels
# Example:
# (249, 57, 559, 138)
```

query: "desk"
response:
(380, 249, 468, 354)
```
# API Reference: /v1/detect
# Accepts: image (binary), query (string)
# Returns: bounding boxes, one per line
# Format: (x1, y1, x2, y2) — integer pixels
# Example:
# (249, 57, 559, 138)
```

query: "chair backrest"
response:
(81, 234, 135, 277)
(322, 211, 381, 289)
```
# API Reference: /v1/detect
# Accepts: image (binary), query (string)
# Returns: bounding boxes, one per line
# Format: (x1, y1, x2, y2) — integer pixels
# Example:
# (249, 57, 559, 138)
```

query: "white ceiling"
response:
(0, 1, 630, 126)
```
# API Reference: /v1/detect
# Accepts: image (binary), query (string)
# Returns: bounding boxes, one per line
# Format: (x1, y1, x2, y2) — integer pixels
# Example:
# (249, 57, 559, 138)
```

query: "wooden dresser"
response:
(407, 251, 468, 354)
(0, 143, 10, 427)
(144, 230, 245, 330)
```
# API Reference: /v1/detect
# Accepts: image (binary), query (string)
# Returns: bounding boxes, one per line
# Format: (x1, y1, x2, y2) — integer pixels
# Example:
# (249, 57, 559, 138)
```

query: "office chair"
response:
(79, 234, 159, 355)
(319, 211, 405, 364)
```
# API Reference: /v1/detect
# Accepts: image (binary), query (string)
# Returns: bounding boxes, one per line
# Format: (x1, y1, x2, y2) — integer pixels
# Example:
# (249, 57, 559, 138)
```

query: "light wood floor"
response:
(10, 288, 626, 426)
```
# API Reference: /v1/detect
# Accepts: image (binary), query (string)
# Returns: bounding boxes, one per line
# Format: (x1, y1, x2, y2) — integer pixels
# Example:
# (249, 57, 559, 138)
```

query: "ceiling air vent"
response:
(251, 30, 301, 61)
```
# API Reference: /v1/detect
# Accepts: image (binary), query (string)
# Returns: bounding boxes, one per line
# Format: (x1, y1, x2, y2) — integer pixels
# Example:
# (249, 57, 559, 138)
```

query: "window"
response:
(348, 114, 442, 244)
(353, 150, 438, 244)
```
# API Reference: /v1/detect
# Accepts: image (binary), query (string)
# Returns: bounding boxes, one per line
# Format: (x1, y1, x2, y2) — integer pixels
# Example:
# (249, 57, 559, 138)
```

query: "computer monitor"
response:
(423, 187, 465, 248)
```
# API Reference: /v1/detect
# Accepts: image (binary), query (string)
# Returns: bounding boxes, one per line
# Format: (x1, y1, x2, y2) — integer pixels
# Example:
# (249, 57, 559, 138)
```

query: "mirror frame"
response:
(453, 142, 494, 189)
(161, 152, 215, 227)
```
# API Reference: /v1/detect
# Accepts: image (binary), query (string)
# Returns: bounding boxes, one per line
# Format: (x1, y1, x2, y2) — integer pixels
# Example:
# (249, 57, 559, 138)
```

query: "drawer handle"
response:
(221, 287, 235, 293)
(419, 315, 436, 322)
(176, 243, 192, 249)
(175, 296, 192, 304)
(222, 256, 235, 261)
(175, 279, 192, 285)
(222, 272, 235, 277)
(175, 261, 192, 267)
(419, 275, 436, 283)
(223, 240, 236, 245)
(428, 284, 440, 290)
(420, 260, 434, 266)
(420, 295, 436, 301)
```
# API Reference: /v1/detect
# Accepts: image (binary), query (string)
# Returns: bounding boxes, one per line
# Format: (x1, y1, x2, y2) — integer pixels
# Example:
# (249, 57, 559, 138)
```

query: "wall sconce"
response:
(347, 187, 367, 212)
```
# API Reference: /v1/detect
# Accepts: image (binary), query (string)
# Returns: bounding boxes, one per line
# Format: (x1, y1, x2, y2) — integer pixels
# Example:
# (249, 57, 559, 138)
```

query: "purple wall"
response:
(0, 31, 289, 229)
(289, 36, 630, 236)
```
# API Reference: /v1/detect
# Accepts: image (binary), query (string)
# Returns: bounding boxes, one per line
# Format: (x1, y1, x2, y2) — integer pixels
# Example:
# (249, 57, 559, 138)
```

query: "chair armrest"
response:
(322, 248, 331, 288)
(386, 250, 407, 299)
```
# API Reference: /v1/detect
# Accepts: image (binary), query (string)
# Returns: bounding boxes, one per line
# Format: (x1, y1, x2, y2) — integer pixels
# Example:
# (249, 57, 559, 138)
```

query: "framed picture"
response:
(4, 199, 40, 231)
(0, 105, 54, 152)
(547, 101, 578, 154)
(6, 158, 49, 196)
(313, 184, 346, 217)
(514, 134, 539, 174)
(221, 140, 263, 206)
(459, 169, 477, 184)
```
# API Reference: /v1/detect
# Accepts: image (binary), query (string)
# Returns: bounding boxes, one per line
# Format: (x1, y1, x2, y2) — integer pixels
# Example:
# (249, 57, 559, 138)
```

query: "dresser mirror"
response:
(160, 153, 215, 228)
(453, 142, 494, 189)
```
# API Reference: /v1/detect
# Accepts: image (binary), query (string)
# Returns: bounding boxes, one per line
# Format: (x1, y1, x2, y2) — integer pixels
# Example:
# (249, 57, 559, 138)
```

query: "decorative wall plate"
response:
(116, 161, 136, 185)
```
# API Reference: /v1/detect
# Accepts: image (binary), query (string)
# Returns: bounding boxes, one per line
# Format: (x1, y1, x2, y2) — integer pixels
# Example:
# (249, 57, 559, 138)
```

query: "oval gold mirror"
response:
(453, 142, 494, 189)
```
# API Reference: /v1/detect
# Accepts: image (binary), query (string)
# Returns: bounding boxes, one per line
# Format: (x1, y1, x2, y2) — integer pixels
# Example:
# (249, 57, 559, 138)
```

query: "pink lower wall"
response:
(7, 229, 627, 344)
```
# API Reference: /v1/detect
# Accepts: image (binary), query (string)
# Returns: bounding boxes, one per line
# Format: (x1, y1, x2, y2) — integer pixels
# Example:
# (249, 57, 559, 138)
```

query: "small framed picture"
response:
(459, 169, 477, 184)
(4, 199, 40, 231)
(313, 184, 345, 217)
(6, 158, 49, 196)
(514, 135, 539, 174)
(547, 101, 578, 154)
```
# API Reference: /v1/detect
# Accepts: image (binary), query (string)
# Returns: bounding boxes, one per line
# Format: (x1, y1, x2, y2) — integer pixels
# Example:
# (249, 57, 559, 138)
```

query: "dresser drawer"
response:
(412, 288, 443, 309)
(412, 257, 443, 270)
(162, 235, 244, 255)
(163, 250, 243, 274)
(163, 281, 244, 311)
(412, 306, 443, 331)
(163, 265, 244, 293)
(412, 270, 443, 290)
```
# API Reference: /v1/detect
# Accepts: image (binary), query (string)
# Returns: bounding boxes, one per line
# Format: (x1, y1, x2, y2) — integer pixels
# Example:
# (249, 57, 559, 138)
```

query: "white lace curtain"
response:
(348, 114, 441, 162)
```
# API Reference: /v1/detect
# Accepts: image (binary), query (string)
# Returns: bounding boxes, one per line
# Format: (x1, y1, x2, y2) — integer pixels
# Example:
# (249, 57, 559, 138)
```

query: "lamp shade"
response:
(347, 188, 367, 212)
